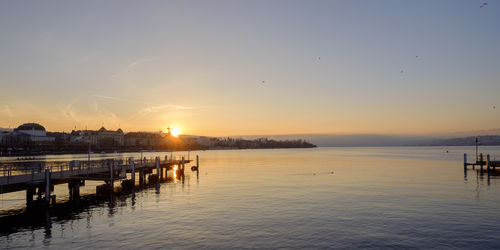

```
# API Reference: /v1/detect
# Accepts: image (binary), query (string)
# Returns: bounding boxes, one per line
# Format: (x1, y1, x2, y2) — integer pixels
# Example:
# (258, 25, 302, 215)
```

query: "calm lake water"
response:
(1, 146, 500, 249)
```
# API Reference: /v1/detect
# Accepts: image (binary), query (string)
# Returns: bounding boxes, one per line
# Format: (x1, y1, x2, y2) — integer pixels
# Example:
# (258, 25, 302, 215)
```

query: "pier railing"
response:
(0, 155, 190, 183)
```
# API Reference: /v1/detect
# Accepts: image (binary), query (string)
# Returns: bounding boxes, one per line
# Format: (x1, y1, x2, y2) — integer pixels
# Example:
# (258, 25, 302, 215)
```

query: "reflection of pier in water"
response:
(463, 153, 500, 200)
(0, 161, 199, 236)
(0, 154, 200, 206)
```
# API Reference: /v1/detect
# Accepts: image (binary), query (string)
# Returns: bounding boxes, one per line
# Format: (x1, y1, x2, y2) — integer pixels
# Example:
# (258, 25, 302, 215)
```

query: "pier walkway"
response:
(0, 154, 198, 205)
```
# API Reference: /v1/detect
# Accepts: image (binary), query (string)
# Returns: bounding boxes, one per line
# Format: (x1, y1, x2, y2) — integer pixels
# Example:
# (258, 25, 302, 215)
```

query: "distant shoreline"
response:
(0, 145, 317, 158)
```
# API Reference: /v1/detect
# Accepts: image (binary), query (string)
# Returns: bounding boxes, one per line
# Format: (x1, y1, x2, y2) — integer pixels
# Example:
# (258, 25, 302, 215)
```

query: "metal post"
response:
(45, 169, 50, 202)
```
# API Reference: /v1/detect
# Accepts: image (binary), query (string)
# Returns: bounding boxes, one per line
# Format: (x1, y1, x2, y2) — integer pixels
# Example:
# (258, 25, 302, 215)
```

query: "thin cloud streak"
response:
(91, 94, 128, 102)
(110, 57, 160, 79)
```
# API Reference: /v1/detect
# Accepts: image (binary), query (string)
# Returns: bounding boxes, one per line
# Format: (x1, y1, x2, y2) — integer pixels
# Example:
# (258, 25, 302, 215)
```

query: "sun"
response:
(170, 127, 181, 137)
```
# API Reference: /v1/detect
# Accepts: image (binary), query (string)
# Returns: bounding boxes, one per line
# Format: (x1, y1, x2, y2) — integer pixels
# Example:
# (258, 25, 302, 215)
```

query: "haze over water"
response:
(1, 146, 500, 249)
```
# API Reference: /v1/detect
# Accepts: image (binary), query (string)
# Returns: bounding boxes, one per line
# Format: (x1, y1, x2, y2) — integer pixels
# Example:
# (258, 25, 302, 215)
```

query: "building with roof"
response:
(124, 132, 164, 149)
(70, 127, 124, 147)
(13, 123, 55, 142)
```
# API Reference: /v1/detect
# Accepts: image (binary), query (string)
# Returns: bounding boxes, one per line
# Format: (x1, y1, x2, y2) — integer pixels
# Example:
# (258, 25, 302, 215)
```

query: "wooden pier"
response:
(463, 153, 500, 173)
(0, 154, 199, 206)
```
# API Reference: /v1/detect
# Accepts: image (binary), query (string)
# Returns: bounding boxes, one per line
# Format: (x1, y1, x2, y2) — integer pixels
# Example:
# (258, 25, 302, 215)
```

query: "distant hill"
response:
(440, 128, 500, 138)
(239, 134, 500, 147)
(424, 135, 500, 146)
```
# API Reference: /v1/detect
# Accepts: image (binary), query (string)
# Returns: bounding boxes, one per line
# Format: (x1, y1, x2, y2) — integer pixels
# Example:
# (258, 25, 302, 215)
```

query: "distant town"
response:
(0, 123, 316, 156)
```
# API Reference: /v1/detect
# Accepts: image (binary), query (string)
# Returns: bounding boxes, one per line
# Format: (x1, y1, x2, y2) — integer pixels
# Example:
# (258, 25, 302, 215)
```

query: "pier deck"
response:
(0, 155, 199, 206)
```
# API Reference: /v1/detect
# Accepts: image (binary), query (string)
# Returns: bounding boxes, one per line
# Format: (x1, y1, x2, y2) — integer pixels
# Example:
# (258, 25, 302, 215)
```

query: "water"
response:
(1, 146, 500, 249)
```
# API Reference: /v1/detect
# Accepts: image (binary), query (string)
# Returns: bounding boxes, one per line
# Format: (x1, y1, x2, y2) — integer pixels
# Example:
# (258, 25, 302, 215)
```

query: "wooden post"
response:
(487, 154, 490, 173)
(74, 183, 80, 199)
(68, 182, 73, 200)
(45, 169, 50, 202)
(181, 156, 185, 172)
(197, 155, 199, 169)
(26, 188, 34, 205)
(139, 170, 144, 186)
(156, 156, 160, 176)
(110, 160, 114, 190)
(464, 153, 467, 170)
(130, 157, 135, 184)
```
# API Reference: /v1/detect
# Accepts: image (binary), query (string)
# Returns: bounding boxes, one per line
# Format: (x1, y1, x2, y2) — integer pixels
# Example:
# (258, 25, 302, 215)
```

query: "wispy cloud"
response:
(60, 103, 78, 121)
(141, 104, 194, 114)
(130, 104, 196, 120)
(110, 57, 160, 79)
(0, 105, 13, 117)
(91, 94, 128, 102)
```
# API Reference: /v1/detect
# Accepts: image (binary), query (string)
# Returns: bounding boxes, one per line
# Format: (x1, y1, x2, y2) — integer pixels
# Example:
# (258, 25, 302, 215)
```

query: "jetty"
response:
(463, 153, 500, 173)
(0, 154, 199, 206)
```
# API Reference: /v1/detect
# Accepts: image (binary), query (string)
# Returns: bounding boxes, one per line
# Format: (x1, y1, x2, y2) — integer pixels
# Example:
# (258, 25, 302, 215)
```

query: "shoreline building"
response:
(124, 132, 165, 149)
(14, 123, 55, 143)
(70, 127, 124, 148)
(0, 123, 55, 151)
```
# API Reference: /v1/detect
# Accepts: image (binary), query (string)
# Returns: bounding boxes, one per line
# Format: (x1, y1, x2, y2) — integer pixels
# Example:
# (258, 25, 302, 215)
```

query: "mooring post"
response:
(110, 160, 114, 190)
(130, 157, 135, 184)
(479, 153, 484, 171)
(181, 156, 185, 175)
(197, 155, 199, 169)
(464, 153, 467, 170)
(74, 182, 80, 199)
(45, 169, 50, 202)
(487, 154, 490, 173)
(26, 188, 34, 205)
(156, 156, 160, 176)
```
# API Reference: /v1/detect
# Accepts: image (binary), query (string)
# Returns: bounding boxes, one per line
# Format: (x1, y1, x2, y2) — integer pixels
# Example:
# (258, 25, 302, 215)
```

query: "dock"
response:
(463, 153, 500, 173)
(0, 154, 200, 206)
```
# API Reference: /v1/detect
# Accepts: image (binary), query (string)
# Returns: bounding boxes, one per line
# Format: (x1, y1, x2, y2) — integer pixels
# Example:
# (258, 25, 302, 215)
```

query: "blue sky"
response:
(0, 0, 499, 136)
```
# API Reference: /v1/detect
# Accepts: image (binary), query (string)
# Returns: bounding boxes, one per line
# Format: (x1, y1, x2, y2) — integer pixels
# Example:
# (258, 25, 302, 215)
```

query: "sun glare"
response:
(171, 128, 180, 137)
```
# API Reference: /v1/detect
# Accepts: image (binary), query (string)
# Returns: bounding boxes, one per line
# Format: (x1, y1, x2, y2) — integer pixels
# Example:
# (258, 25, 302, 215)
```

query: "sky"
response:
(0, 0, 499, 136)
